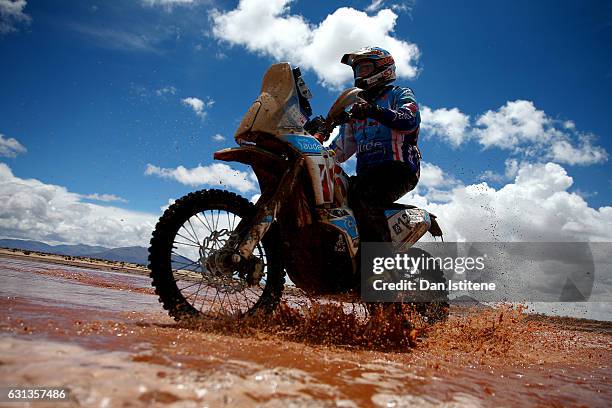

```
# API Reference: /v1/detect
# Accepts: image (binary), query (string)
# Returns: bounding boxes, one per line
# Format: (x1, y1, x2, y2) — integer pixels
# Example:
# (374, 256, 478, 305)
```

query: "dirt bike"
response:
(148, 63, 448, 324)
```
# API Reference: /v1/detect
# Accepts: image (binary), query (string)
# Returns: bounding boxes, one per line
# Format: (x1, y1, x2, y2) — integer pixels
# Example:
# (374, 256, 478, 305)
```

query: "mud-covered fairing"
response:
(235, 63, 310, 139)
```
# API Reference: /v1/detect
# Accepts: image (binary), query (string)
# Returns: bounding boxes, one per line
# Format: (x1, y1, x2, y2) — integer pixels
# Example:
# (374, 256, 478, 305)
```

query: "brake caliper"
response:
(238, 256, 265, 286)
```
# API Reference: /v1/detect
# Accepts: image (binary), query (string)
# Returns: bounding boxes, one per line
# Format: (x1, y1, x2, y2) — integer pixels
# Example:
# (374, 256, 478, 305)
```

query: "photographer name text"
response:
(372, 279, 496, 291)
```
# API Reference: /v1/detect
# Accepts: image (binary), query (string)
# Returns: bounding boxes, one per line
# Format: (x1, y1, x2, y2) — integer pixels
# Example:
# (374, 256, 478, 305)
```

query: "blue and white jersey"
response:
(331, 85, 421, 176)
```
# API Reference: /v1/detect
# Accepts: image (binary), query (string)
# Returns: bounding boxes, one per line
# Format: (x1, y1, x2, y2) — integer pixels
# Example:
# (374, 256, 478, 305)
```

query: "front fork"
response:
(211, 156, 304, 272)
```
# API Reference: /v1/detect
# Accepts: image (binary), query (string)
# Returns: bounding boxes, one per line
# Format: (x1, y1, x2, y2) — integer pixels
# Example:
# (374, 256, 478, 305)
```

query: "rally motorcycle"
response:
(148, 63, 447, 323)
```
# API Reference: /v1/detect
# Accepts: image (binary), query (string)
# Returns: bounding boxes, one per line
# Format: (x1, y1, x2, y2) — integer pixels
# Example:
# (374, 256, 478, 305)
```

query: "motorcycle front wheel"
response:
(148, 189, 285, 321)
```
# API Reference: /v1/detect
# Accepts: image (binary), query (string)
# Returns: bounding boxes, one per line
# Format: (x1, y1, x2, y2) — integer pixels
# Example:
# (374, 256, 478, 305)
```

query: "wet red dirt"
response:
(0, 255, 610, 407)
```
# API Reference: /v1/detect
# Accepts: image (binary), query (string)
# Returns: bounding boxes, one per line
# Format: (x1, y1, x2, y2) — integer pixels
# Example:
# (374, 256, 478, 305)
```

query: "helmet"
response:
(341, 47, 396, 90)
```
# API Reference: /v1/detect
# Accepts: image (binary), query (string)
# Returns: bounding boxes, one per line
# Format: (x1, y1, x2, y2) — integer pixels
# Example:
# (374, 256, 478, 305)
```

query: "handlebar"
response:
(313, 87, 365, 142)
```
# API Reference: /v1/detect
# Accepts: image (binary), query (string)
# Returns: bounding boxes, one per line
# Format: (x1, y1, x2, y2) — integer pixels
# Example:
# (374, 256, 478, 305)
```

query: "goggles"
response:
(353, 61, 375, 78)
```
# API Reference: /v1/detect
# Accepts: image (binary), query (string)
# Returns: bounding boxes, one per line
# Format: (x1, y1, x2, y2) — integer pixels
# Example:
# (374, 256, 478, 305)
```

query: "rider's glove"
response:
(350, 101, 381, 120)
(304, 115, 325, 136)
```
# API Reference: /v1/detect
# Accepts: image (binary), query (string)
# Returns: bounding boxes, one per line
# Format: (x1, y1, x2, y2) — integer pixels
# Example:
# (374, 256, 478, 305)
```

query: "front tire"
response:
(148, 189, 284, 321)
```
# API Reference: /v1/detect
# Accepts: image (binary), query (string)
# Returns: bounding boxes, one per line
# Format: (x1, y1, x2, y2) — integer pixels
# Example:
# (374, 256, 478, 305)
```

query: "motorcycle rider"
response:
(330, 47, 421, 243)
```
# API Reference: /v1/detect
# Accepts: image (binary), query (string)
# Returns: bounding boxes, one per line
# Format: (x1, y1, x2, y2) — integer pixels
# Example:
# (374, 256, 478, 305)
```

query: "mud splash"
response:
(424, 305, 533, 357)
(178, 301, 425, 351)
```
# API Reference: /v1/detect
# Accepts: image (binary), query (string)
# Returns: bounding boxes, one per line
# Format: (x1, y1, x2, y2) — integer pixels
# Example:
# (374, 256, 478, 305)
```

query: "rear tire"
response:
(148, 189, 284, 321)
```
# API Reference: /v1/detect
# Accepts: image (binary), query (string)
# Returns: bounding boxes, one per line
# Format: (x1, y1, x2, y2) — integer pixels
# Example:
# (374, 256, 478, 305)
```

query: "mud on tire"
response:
(148, 189, 285, 321)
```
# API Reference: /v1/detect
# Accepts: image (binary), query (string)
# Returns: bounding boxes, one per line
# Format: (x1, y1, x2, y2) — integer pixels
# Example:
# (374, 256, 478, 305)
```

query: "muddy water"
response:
(0, 256, 610, 407)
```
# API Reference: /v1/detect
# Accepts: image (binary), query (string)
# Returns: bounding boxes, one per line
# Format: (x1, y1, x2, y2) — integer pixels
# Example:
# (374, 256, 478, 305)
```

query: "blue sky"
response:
(0, 0, 611, 247)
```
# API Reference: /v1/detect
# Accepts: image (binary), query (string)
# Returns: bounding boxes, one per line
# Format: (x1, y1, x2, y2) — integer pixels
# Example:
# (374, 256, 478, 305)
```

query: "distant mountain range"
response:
(0, 239, 151, 266)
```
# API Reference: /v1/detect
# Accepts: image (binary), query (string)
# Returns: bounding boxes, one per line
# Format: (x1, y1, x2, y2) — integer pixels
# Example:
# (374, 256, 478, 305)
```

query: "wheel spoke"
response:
(191, 281, 204, 306)
(195, 213, 213, 234)
(173, 240, 202, 248)
(214, 209, 221, 231)
(178, 281, 202, 291)
(172, 258, 200, 270)
(210, 287, 221, 313)
(187, 219, 200, 243)
(180, 225, 197, 245)
(176, 231, 199, 246)
(203, 210, 215, 233)
(199, 285, 211, 312)
(230, 214, 237, 230)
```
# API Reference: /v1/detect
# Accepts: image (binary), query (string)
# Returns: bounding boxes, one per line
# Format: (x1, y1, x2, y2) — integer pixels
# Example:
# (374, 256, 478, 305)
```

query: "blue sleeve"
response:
(371, 87, 420, 132)
(329, 123, 357, 163)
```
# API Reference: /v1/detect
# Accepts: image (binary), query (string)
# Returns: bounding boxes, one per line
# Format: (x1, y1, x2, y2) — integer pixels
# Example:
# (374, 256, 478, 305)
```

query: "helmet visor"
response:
(353, 61, 375, 79)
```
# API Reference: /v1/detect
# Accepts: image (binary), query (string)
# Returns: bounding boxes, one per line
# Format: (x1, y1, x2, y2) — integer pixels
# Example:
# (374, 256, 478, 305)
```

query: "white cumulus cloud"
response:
(210, 0, 420, 89)
(473, 100, 608, 166)
(181, 96, 214, 118)
(420, 106, 470, 147)
(0, 163, 156, 247)
(421, 100, 608, 166)
(550, 138, 608, 166)
(418, 161, 456, 190)
(145, 163, 257, 193)
(414, 161, 460, 202)
(474, 100, 552, 149)
(0, 133, 27, 157)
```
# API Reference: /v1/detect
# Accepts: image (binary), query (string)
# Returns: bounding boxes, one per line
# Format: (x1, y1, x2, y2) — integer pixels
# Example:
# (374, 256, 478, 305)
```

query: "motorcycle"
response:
(148, 63, 448, 323)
